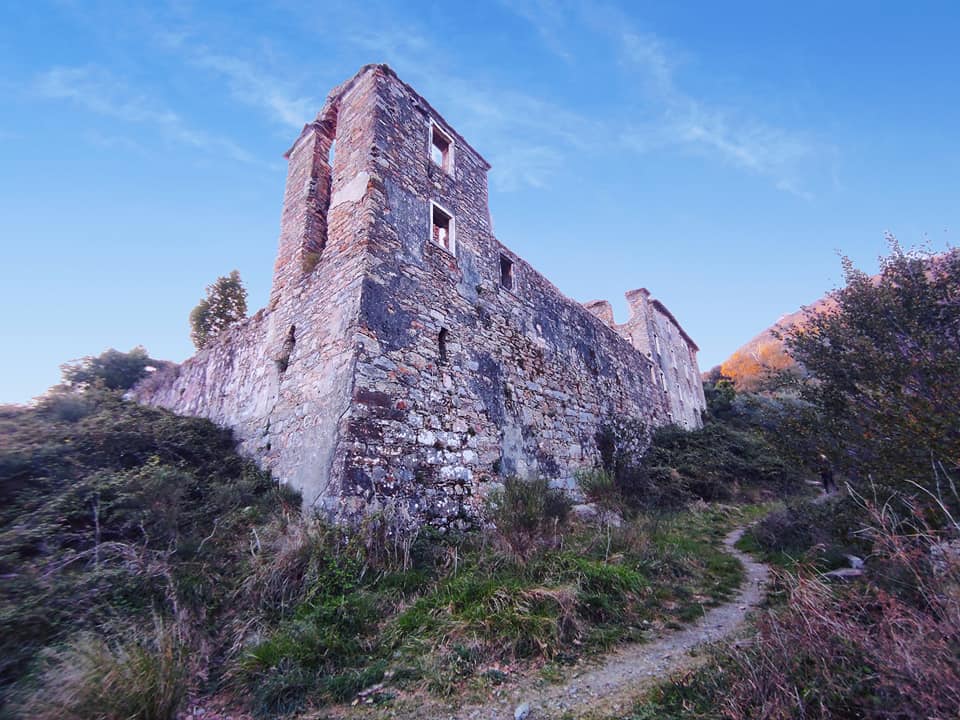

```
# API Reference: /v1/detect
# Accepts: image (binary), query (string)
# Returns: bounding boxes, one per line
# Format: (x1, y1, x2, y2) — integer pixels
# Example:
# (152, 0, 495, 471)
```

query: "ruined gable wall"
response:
(617, 289, 706, 429)
(648, 308, 706, 428)
(336, 68, 668, 528)
(134, 72, 383, 510)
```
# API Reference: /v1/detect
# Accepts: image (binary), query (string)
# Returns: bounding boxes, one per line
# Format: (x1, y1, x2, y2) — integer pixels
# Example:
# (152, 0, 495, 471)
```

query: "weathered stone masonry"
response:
(135, 65, 706, 527)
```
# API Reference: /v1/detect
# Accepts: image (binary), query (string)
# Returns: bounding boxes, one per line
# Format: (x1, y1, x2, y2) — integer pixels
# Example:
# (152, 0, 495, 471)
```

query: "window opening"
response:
(430, 123, 453, 171)
(438, 328, 449, 364)
(499, 254, 514, 290)
(431, 202, 455, 254)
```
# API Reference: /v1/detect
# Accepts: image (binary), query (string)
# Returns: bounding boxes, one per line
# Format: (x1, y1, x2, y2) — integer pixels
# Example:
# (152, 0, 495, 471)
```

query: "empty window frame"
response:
(430, 122, 453, 172)
(499, 254, 514, 290)
(431, 201, 455, 254)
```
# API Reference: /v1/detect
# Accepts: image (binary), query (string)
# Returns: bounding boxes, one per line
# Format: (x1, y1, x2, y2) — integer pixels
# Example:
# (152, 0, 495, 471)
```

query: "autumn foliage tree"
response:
(721, 339, 798, 391)
(189, 270, 248, 350)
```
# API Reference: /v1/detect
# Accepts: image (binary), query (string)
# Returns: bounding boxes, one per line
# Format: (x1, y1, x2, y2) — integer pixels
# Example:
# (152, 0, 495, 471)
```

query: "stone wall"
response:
(135, 64, 705, 527)
(135, 71, 382, 510)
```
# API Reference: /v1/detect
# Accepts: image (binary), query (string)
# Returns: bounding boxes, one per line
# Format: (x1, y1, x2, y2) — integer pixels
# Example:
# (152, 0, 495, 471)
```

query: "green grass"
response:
(233, 504, 758, 716)
(629, 661, 728, 720)
(2, 387, 776, 719)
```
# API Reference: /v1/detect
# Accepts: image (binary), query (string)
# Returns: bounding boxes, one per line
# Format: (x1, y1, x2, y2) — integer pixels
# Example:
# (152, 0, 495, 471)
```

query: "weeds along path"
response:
(339, 525, 770, 720)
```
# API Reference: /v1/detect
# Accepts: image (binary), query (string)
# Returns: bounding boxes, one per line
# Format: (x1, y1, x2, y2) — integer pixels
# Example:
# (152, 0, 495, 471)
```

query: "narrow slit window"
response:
(431, 202, 455, 254)
(499, 254, 514, 290)
(430, 123, 453, 171)
(438, 328, 449, 364)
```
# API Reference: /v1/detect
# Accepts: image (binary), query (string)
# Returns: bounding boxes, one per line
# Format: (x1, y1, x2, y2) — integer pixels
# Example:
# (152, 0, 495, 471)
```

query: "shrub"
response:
(59, 346, 160, 392)
(576, 468, 620, 510)
(596, 416, 650, 479)
(593, 414, 801, 515)
(751, 493, 868, 564)
(786, 243, 960, 503)
(488, 477, 571, 560)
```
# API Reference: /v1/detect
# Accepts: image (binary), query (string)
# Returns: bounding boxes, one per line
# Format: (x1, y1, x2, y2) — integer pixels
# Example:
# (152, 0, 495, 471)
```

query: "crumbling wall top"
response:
(285, 64, 492, 171)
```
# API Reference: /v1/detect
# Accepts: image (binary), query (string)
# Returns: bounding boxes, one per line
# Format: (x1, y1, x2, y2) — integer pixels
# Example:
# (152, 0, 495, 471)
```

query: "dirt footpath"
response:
(333, 525, 770, 720)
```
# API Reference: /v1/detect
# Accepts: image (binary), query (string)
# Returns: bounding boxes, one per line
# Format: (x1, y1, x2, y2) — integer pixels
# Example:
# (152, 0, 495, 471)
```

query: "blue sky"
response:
(1, 1, 958, 404)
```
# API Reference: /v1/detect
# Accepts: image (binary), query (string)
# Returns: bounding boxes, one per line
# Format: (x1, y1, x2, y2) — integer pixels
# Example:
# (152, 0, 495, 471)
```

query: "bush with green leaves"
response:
(749, 494, 869, 567)
(59, 346, 160, 392)
(593, 415, 801, 513)
(786, 242, 960, 503)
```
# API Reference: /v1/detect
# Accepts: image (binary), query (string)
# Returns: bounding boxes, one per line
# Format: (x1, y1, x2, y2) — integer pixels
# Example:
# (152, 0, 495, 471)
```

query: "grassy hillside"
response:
(0, 374, 801, 719)
(0, 389, 298, 717)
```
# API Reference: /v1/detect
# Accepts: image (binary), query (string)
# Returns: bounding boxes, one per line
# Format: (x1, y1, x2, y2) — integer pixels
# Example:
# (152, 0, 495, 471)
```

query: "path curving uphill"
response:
(337, 525, 770, 720)
(513, 525, 770, 718)
(179, 526, 769, 720)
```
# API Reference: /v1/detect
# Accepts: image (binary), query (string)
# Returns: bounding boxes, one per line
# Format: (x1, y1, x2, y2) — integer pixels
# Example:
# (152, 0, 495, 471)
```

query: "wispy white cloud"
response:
(488, 145, 565, 192)
(497, 0, 574, 62)
(344, 23, 598, 191)
(621, 103, 819, 199)
(618, 17, 826, 198)
(156, 31, 318, 129)
(503, 1, 829, 198)
(84, 130, 149, 155)
(34, 65, 259, 164)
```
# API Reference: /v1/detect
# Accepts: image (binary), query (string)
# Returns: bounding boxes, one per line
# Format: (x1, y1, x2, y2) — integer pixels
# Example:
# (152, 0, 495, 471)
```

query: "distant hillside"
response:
(716, 295, 834, 390)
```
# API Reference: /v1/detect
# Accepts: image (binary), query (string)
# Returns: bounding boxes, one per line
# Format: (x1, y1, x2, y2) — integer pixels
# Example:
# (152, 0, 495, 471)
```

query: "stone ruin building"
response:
(135, 64, 706, 527)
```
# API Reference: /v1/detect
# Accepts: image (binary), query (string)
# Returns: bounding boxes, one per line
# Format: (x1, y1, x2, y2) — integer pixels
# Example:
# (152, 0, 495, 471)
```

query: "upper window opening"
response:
(499, 254, 514, 290)
(430, 123, 453, 172)
(431, 202, 455, 255)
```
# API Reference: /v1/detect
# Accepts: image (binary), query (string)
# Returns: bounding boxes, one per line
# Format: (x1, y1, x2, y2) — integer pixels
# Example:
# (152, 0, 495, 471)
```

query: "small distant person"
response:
(818, 454, 837, 494)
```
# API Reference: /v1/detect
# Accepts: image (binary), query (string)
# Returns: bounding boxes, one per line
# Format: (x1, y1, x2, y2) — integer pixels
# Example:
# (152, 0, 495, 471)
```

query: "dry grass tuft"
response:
(19, 620, 188, 720)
